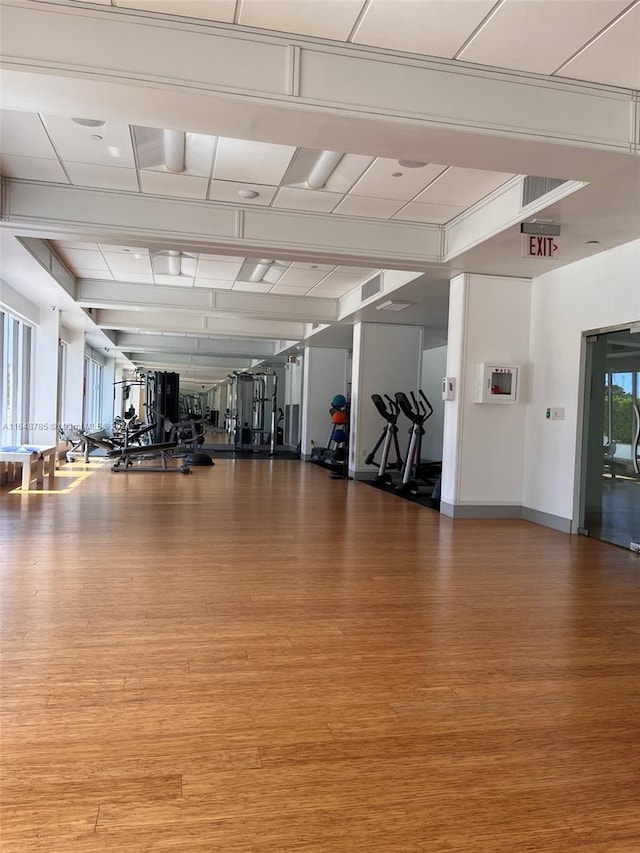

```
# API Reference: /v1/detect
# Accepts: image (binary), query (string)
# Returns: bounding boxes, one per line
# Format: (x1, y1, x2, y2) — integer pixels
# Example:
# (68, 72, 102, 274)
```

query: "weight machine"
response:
(226, 371, 282, 454)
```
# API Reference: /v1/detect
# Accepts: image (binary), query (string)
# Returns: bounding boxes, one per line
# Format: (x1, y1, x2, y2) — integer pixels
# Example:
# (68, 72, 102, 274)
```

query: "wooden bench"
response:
(0, 445, 58, 491)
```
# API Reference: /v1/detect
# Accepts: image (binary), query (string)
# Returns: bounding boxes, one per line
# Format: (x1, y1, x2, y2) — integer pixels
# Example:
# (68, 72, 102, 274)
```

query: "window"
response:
(83, 355, 104, 431)
(1, 309, 33, 446)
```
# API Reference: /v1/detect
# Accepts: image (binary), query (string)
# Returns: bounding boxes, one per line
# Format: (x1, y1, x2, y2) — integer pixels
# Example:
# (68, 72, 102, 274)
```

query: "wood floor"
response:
(1, 459, 639, 852)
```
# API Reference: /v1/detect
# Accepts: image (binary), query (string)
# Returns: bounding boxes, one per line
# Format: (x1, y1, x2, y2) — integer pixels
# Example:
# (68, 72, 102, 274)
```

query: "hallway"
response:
(1, 460, 639, 851)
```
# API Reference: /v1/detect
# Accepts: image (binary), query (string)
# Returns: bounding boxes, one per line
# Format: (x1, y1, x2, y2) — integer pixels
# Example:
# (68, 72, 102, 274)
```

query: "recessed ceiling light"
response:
(397, 160, 427, 168)
(586, 240, 599, 245)
(71, 118, 105, 128)
(90, 134, 103, 142)
(238, 189, 259, 199)
(392, 172, 403, 178)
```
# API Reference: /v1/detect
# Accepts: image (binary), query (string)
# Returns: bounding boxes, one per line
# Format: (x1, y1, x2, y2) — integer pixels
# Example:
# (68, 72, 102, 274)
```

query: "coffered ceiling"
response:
(1, 0, 639, 390)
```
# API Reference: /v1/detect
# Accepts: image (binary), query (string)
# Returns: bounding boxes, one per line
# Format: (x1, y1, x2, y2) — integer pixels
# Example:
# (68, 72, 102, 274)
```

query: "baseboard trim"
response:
(439, 502, 522, 519)
(521, 506, 572, 533)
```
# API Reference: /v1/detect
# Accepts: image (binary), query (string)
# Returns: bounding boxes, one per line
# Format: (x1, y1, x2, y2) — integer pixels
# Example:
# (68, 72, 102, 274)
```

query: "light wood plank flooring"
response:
(1, 459, 639, 852)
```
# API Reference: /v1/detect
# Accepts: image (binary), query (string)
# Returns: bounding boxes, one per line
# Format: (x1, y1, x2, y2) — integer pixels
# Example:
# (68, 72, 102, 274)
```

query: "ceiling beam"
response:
(75, 277, 339, 322)
(4, 181, 441, 269)
(94, 309, 306, 340)
(123, 352, 253, 370)
(2, 1, 636, 180)
(114, 332, 277, 359)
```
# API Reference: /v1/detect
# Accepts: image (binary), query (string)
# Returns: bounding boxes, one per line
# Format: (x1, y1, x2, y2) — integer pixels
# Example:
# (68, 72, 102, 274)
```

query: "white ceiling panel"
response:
(276, 268, 332, 288)
(0, 154, 68, 183)
(140, 171, 209, 198)
(98, 245, 150, 254)
(214, 138, 296, 185)
(273, 187, 339, 213)
(416, 168, 513, 206)
(350, 159, 448, 201)
(103, 252, 153, 274)
(557, 4, 640, 89)
(60, 249, 111, 271)
(66, 163, 139, 191)
(193, 278, 235, 289)
(332, 195, 404, 218)
(322, 154, 374, 194)
(292, 262, 337, 271)
(74, 268, 114, 280)
(239, 0, 365, 41)
(55, 241, 100, 250)
(112, 272, 155, 283)
(41, 115, 136, 168)
(115, 0, 236, 22)
(270, 285, 316, 295)
(233, 281, 273, 294)
(394, 201, 465, 224)
(196, 259, 243, 280)
(209, 179, 277, 206)
(312, 269, 376, 292)
(354, 0, 497, 57)
(198, 253, 246, 262)
(0, 110, 58, 158)
(153, 274, 195, 286)
(458, 0, 631, 76)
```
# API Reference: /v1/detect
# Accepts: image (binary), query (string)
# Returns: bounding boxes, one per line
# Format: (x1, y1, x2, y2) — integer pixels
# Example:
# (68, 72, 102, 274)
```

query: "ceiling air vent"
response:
(522, 176, 567, 207)
(361, 274, 382, 302)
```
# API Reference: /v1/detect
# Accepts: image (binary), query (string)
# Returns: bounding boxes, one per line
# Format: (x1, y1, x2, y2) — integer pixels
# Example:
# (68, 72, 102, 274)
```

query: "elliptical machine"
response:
(365, 394, 403, 486)
(395, 390, 441, 496)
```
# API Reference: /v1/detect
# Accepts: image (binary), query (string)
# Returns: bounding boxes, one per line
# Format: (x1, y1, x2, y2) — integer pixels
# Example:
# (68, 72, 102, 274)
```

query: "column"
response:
(61, 326, 85, 432)
(300, 347, 349, 459)
(349, 322, 423, 479)
(30, 305, 60, 447)
(441, 273, 532, 518)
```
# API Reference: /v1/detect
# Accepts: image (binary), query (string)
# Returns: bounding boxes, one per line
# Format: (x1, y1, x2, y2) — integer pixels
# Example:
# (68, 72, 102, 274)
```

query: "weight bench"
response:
(107, 441, 191, 474)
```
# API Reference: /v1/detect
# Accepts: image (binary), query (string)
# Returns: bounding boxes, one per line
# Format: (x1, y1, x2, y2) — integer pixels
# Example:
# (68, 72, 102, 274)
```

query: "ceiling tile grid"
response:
(1, 110, 518, 228)
(80, 0, 638, 89)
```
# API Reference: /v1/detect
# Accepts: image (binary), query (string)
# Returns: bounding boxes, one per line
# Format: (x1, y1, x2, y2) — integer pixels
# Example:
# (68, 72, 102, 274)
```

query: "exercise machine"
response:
(108, 441, 191, 474)
(365, 394, 403, 486)
(227, 371, 281, 454)
(395, 390, 441, 497)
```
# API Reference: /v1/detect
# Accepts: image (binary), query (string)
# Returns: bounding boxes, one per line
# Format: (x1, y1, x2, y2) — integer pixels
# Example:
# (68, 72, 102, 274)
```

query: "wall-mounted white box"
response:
(475, 363, 520, 404)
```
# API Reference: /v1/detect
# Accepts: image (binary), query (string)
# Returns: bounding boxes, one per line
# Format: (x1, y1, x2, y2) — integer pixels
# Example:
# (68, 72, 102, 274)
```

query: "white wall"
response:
(60, 326, 84, 431)
(349, 322, 423, 477)
(442, 274, 532, 511)
(420, 345, 447, 462)
(284, 358, 304, 447)
(523, 240, 640, 527)
(301, 347, 349, 458)
(30, 306, 60, 447)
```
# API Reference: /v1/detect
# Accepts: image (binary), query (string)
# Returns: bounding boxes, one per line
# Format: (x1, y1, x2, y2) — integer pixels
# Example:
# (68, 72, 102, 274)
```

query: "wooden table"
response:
(0, 445, 57, 491)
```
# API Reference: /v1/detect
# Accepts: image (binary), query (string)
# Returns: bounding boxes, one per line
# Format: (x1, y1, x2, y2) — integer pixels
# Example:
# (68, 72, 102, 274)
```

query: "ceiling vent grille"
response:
(522, 176, 567, 207)
(361, 274, 382, 302)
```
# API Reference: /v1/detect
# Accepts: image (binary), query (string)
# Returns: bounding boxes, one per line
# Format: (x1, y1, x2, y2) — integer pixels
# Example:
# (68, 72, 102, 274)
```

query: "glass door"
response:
(580, 328, 640, 549)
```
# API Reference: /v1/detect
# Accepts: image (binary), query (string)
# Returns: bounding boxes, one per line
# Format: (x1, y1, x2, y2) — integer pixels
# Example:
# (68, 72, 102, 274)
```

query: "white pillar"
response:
(300, 347, 349, 459)
(441, 273, 532, 518)
(349, 322, 423, 479)
(102, 356, 116, 428)
(284, 358, 304, 448)
(420, 345, 448, 462)
(30, 306, 60, 447)
(61, 326, 85, 431)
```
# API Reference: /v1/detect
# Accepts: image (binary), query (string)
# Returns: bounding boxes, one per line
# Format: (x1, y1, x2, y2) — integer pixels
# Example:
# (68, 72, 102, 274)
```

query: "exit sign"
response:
(523, 234, 559, 258)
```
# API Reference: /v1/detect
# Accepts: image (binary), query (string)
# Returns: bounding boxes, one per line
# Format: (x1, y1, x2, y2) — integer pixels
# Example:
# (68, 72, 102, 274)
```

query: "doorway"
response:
(580, 327, 640, 549)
